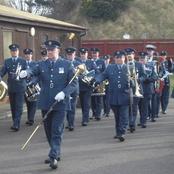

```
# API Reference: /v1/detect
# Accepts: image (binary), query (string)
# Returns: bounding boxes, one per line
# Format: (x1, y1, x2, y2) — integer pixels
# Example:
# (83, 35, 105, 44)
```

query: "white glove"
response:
(54, 91, 65, 102)
(19, 70, 27, 78)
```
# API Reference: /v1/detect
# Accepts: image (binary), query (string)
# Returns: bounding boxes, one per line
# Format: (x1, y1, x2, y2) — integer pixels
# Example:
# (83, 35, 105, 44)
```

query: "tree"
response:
(80, 0, 134, 21)
(34, 0, 81, 21)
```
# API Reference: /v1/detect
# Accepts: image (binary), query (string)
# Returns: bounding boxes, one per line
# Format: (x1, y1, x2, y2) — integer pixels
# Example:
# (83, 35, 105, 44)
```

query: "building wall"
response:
(0, 21, 82, 65)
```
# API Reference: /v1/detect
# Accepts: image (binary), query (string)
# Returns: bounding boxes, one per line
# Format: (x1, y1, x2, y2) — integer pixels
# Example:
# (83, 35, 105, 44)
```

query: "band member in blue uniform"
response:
(90, 47, 106, 120)
(78, 48, 100, 126)
(41, 50, 48, 60)
(96, 50, 133, 142)
(146, 44, 158, 122)
(65, 47, 81, 131)
(20, 40, 77, 169)
(160, 51, 171, 114)
(124, 47, 146, 133)
(0, 44, 27, 131)
(23, 48, 38, 126)
(102, 54, 111, 117)
(138, 52, 158, 128)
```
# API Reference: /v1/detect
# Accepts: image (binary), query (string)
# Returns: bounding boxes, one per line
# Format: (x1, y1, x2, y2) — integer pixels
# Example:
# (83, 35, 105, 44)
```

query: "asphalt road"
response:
(0, 100, 174, 174)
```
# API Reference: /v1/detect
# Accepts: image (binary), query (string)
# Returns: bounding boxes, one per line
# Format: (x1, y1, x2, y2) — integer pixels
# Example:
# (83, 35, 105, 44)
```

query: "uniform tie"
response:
(51, 61, 54, 67)
(13, 59, 16, 63)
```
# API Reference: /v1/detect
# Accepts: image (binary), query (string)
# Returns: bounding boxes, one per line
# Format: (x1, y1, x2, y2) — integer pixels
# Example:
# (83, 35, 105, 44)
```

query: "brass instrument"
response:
(69, 63, 86, 84)
(10, 63, 22, 81)
(21, 63, 85, 150)
(104, 79, 109, 85)
(127, 61, 143, 98)
(147, 60, 164, 93)
(0, 81, 8, 101)
(81, 65, 95, 86)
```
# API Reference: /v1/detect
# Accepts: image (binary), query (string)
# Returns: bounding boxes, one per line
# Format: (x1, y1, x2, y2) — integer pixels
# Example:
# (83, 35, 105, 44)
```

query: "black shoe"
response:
(142, 124, 147, 128)
(65, 126, 69, 129)
(163, 110, 166, 114)
(50, 159, 58, 169)
(90, 116, 95, 119)
(105, 114, 110, 117)
(137, 123, 142, 126)
(156, 115, 160, 118)
(130, 127, 135, 133)
(114, 135, 119, 139)
(26, 121, 33, 126)
(103, 113, 106, 116)
(11, 126, 19, 131)
(118, 134, 125, 142)
(151, 119, 156, 122)
(82, 122, 87, 126)
(69, 126, 74, 131)
(95, 117, 101, 121)
(45, 157, 60, 164)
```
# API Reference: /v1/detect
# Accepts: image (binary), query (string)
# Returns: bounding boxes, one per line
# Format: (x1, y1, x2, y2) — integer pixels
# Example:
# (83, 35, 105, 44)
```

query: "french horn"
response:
(0, 81, 8, 101)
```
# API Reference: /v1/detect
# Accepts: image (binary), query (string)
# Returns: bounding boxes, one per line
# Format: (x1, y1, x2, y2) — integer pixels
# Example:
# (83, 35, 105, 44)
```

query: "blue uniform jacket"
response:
(26, 58, 78, 111)
(79, 59, 100, 91)
(26, 61, 38, 84)
(142, 63, 158, 94)
(96, 63, 133, 105)
(94, 58, 106, 73)
(72, 60, 81, 95)
(0, 57, 27, 93)
(160, 60, 170, 85)
(75, 56, 82, 63)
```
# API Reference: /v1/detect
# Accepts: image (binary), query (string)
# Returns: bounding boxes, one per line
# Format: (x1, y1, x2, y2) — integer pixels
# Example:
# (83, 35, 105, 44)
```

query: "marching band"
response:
(0, 41, 173, 169)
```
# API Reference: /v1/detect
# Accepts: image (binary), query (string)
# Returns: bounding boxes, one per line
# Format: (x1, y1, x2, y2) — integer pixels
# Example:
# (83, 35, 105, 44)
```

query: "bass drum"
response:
(0, 81, 8, 101)
(25, 83, 41, 102)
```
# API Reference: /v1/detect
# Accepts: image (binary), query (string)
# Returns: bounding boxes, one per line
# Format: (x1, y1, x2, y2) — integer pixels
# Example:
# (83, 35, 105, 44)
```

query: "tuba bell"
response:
(0, 81, 8, 101)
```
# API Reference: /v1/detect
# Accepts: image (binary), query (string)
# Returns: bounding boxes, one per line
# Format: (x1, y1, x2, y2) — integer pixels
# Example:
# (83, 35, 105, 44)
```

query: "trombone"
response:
(127, 61, 143, 98)
(21, 64, 85, 150)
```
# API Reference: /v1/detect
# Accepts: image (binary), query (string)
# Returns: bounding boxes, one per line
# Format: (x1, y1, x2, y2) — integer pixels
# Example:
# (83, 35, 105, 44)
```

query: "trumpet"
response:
(127, 61, 143, 98)
(10, 63, 22, 81)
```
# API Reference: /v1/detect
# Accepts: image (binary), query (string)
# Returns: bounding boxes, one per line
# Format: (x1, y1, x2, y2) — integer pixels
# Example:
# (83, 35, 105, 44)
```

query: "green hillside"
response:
(68, 0, 174, 40)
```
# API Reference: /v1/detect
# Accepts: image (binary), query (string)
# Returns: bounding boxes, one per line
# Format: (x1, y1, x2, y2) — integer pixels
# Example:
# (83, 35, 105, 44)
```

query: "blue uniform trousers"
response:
(25, 98, 37, 122)
(110, 104, 129, 136)
(91, 95, 102, 118)
(8, 92, 24, 127)
(129, 97, 140, 127)
(151, 93, 157, 120)
(103, 91, 110, 115)
(79, 90, 92, 123)
(155, 92, 162, 116)
(67, 93, 78, 127)
(140, 94, 152, 124)
(42, 110, 66, 159)
(161, 85, 170, 112)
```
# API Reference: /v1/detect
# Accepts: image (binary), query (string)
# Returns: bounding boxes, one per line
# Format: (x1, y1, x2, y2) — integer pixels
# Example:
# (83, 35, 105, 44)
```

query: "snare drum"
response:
(25, 83, 40, 102)
(91, 84, 105, 96)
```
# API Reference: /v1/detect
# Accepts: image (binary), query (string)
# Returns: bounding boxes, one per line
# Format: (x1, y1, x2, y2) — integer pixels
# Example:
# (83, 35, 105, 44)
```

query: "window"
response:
(41, 34, 48, 45)
(3, 31, 12, 59)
